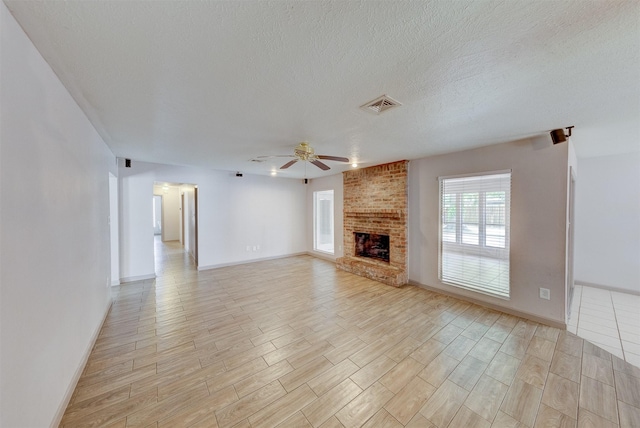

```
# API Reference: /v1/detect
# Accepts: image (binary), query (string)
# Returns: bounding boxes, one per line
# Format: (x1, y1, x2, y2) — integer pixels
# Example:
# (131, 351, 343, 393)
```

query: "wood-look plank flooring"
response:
(62, 239, 640, 427)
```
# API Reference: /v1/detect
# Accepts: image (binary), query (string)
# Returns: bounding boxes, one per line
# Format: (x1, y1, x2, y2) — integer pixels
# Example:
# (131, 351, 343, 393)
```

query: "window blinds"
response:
(439, 171, 511, 299)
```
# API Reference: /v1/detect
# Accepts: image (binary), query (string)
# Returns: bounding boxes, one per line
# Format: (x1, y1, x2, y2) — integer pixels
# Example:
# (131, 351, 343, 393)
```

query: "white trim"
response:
(313, 248, 335, 257)
(313, 189, 335, 255)
(575, 280, 640, 296)
(110, 279, 121, 286)
(308, 250, 337, 262)
(197, 252, 308, 271)
(50, 298, 113, 428)
(437, 169, 512, 181)
(120, 273, 156, 283)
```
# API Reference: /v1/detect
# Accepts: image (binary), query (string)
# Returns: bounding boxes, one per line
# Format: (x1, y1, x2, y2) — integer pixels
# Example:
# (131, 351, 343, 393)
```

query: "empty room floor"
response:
(60, 240, 640, 427)
(568, 284, 640, 367)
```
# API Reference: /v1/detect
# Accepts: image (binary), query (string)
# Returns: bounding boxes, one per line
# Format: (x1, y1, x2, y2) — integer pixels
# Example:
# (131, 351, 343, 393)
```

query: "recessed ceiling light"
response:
(270, 171, 277, 176)
(351, 163, 358, 168)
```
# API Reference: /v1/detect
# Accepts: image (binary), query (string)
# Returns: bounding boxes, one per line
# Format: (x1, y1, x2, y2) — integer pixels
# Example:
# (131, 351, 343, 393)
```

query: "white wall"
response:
(153, 194, 162, 235)
(574, 152, 640, 293)
(306, 174, 344, 260)
(182, 185, 197, 260)
(408, 138, 569, 325)
(119, 165, 156, 281)
(109, 173, 121, 286)
(153, 185, 181, 241)
(565, 141, 579, 316)
(162, 187, 180, 241)
(119, 162, 307, 277)
(0, 3, 115, 426)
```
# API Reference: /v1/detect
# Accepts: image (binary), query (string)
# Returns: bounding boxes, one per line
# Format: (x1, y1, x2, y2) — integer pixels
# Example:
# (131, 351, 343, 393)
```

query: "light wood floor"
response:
(61, 240, 640, 427)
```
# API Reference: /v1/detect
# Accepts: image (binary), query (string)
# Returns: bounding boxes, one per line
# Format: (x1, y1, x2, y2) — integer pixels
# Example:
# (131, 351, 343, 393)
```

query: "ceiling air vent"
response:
(360, 94, 402, 115)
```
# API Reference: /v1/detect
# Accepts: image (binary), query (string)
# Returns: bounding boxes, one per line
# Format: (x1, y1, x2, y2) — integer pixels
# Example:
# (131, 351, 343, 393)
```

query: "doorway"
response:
(194, 186, 198, 265)
(153, 195, 162, 236)
(109, 172, 120, 286)
(153, 182, 198, 268)
(181, 193, 185, 246)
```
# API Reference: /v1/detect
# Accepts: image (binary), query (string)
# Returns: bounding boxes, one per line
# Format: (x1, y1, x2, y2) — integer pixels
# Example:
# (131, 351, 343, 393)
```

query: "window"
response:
(313, 190, 334, 254)
(439, 171, 511, 299)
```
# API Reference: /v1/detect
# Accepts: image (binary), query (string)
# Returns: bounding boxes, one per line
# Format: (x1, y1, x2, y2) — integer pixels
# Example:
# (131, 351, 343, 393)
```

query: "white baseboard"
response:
(110, 279, 121, 286)
(307, 250, 337, 262)
(120, 273, 156, 283)
(409, 280, 566, 330)
(197, 252, 308, 271)
(575, 280, 640, 296)
(51, 298, 113, 427)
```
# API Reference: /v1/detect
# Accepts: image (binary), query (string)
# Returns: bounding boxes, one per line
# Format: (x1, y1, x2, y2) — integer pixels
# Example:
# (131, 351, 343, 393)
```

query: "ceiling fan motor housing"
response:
(268, 142, 348, 171)
(294, 142, 316, 161)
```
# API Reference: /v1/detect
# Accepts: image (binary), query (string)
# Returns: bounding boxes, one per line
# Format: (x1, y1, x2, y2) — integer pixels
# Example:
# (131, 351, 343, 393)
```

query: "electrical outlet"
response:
(539, 288, 550, 300)
(246, 246, 251, 252)
(256, 245, 260, 251)
(253, 246, 257, 251)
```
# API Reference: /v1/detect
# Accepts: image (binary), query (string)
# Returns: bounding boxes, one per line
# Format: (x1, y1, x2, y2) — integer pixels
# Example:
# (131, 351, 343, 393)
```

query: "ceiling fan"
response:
(257, 142, 349, 171)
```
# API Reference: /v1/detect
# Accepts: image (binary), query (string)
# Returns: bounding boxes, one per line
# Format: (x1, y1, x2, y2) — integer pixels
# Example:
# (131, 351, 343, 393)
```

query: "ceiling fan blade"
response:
(257, 155, 295, 159)
(317, 155, 350, 163)
(311, 160, 330, 171)
(280, 159, 298, 169)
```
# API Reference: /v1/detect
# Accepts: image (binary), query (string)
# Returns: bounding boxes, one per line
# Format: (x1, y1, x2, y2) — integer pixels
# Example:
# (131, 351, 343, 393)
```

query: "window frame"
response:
(438, 170, 511, 299)
(313, 189, 335, 255)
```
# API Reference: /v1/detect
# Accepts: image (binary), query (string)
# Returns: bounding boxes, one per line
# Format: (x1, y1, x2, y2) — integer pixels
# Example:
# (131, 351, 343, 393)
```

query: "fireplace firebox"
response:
(354, 232, 390, 263)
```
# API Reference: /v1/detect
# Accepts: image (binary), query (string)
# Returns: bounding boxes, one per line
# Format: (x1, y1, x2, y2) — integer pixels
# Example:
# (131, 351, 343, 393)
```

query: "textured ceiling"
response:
(5, 0, 639, 178)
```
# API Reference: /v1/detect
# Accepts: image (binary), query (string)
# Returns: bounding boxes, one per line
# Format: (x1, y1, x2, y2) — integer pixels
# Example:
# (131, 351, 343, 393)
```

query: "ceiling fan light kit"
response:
(294, 142, 315, 161)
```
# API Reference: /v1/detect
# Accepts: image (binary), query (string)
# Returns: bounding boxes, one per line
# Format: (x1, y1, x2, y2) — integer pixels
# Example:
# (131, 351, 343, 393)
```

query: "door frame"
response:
(181, 193, 185, 246)
(566, 166, 577, 318)
(194, 186, 199, 266)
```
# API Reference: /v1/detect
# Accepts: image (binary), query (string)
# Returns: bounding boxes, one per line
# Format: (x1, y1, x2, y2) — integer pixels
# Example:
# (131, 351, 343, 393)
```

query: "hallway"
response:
(154, 236, 196, 278)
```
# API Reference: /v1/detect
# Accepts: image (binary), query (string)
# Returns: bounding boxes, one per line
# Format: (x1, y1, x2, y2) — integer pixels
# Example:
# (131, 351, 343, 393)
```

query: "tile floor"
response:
(568, 284, 640, 367)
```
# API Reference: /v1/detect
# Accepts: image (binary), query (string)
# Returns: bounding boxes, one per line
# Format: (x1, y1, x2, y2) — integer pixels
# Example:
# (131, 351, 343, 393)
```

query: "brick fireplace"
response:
(336, 160, 408, 287)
